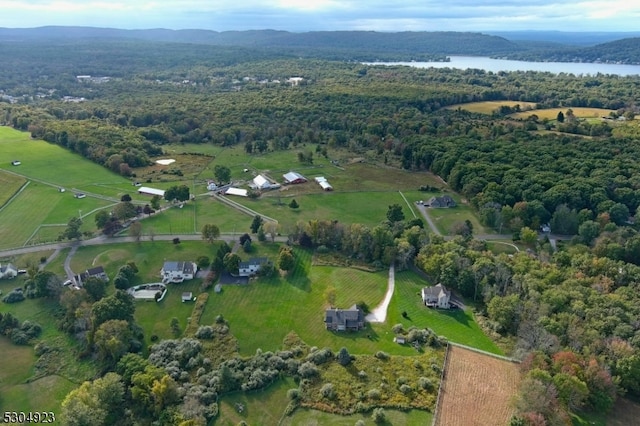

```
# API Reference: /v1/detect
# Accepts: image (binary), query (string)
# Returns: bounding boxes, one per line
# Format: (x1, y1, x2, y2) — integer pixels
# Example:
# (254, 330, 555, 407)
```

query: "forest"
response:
(2, 37, 640, 425)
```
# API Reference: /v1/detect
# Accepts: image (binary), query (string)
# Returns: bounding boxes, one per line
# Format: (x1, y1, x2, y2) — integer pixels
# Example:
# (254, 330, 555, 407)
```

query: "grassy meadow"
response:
(510, 107, 615, 121)
(0, 170, 26, 208)
(446, 101, 537, 115)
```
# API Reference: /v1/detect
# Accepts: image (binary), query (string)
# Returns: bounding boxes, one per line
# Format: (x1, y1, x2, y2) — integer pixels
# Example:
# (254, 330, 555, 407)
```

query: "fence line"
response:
(431, 342, 451, 426)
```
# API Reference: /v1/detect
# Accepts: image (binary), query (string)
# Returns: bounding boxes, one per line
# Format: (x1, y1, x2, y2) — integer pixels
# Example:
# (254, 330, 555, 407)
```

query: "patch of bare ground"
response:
(435, 345, 521, 426)
(607, 398, 640, 426)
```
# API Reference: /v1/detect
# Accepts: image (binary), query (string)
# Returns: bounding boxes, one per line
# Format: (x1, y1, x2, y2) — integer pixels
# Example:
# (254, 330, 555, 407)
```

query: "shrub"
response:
(306, 347, 333, 365)
(3, 289, 25, 304)
(34, 342, 50, 356)
(355, 420, 366, 426)
(150, 334, 159, 342)
(400, 384, 412, 394)
(358, 370, 368, 380)
(215, 314, 225, 324)
(10, 329, 30, 345)
(197, 256, 210, 269)
(392, 323, 405, 334)
(298, 361, 319, 378)
(320, 382, 335, 399)
(371, 407, 386, 424)
(396, 376, 408, 385)
(418, 377, 434, 390)
(287, 388, 301, 400)
(195, 326, 215, 340)
(316, 245, 329, 254)
(367, 388, 381, 400)
(374, 351, 389, 360)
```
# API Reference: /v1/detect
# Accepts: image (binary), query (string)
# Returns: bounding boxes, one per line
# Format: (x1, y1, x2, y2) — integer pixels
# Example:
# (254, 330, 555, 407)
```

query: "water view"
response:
(367, 56, 640, 76)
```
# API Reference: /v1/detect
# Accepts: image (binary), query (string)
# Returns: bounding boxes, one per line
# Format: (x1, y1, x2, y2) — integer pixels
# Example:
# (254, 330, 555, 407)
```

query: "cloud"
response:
(0, 0, 638, 31)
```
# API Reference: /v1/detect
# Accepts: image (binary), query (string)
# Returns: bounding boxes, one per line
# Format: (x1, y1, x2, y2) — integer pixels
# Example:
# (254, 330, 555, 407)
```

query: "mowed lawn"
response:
(201, 248, 397, 356)
(387, 270, 502, 355)
(426, 203, 489, 236)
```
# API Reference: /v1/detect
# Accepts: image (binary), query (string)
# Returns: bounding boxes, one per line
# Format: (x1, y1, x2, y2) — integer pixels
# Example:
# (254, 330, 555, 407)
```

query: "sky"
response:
(0, 0, 639, 33)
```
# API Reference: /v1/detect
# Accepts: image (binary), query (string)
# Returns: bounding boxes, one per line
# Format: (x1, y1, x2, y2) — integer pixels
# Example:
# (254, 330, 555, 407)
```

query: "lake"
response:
(366, 56, 640, 76)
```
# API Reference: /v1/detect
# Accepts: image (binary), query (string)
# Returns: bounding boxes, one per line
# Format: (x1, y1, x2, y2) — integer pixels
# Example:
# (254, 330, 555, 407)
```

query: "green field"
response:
(0, 170, 26, 208)
(387, 270, 502, 354)
(446, 101, 537, 115)
(425, 202, 489, 236)
(510, 107, 615, 121)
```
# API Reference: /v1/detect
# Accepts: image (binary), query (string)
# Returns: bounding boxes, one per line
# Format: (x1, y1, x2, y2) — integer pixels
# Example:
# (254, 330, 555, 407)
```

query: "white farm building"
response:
(314, 176, 333, 191)
(138, 187, 166, 197)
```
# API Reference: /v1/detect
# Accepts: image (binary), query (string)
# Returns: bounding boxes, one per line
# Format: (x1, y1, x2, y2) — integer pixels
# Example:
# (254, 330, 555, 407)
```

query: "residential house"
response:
(421, 283, 451, 309)
(324, 304, 365, 331)
(75, 266, 109, 286)
(239, 258, 269, 277)
(283, 171, 307, 184)
(0, 263, 18, 280)
(161, 261, 197, 283)
(426, 195, 456, 208)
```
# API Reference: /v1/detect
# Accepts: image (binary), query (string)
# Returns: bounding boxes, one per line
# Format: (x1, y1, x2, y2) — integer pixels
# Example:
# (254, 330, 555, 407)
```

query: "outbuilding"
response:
(138, 187, 166, 197)
(283, 171, 307, 184)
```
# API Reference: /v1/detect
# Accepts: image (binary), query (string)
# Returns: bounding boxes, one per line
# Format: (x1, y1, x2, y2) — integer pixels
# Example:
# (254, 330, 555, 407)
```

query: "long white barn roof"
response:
(138, 187, 165, 196)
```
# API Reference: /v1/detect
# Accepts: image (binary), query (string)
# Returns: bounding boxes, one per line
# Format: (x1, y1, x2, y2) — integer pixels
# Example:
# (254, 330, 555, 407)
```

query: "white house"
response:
(421, 283, 451, 309)
(161, 261, 197, 283)
(0, 263, 18, 280)
(207, 181, 218, 191)
(238, 258, 269, 277)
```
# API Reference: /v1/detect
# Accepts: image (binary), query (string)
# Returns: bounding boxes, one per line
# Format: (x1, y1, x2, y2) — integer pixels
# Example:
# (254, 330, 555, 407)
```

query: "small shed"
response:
(394, 335, 407, 344)
(181, 292, 193, 302)
(138, 187, 166, 197)
(214, 284, 222, 293)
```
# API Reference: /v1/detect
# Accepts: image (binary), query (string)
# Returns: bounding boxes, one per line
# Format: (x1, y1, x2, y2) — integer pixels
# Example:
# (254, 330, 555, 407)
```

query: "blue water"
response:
(366, 56, 640, 76)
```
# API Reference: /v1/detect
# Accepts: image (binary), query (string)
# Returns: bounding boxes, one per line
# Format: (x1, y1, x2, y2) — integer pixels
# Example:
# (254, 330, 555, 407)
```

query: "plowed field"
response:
(435, 345, 521, 426)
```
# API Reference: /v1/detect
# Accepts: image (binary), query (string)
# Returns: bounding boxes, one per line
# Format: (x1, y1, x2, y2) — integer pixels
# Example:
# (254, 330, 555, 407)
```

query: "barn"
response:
(225, 187, 248, 197)
(138, 187, 166, 197)
(252, 174, 272, 190)
(315, 176, 333, 191)
(283, 171, 307, 184)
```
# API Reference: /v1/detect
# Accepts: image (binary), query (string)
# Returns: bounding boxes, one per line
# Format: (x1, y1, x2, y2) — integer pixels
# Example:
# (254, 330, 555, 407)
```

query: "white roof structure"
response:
(319, 181, 333, 191)
(283, 171, 307, 183)
(225, 187, 248, 197)
(314, 176, 327, 183)
(138, 187, 165, 197)
(253, 174, 271, 189)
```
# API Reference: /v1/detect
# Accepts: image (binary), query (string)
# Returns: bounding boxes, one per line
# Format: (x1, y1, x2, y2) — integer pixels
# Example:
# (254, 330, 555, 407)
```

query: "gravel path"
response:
(365, 263, 395, 323)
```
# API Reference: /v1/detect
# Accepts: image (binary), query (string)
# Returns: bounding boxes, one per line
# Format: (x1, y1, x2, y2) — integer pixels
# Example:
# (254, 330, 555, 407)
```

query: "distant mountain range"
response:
(0, 26, 638, 64)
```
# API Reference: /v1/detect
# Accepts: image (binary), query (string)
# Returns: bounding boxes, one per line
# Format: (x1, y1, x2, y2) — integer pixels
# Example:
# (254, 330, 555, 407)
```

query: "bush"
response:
(297, 361, 319, 378)
(3, 289, 25, 304)
(316, 245, 329, 254)
(320, 383, 335, 399)
(287, 388, 301, 400)
(371, 407, 386, 424)
(195, 326, 215, 340)
(418, 377, 434, 390)
(367, 388, 381, 400)
(10, 329, 30, 345)
(358, 370, 368, 380)
(392, 323, 405, 334)
(400, 384, 412, 394)
(306, 348, 333, 365)
(374, 351, 389, 360)
(197, 256, 210, 269)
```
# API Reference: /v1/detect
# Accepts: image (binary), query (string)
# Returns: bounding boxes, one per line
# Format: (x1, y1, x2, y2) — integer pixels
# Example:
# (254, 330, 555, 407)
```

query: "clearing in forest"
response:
(435, 345, 521, 426)
(446, 101, 537, 115)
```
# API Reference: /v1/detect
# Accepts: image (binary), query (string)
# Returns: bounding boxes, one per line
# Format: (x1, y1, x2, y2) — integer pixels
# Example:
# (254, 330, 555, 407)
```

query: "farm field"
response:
(445, 100, 537, 115)
(510, 107, 615, 120)
(388, 271, 502, 354)
(434, 345, 520, 426)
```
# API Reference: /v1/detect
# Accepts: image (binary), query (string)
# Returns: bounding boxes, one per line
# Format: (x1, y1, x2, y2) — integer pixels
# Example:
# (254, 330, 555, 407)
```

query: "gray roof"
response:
(239, 257, 269, 269)
(86, 266, 106, 276)
(422, 283, 451, 298)
(325, 304, 364, 328)
(163, 261, 194, 274)
(0, 263, 17, 274)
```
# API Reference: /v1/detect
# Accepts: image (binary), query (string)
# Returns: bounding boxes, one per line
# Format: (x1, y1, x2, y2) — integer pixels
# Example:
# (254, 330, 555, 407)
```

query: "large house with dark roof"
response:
(324, 304, 365, 331)
(426, 195, 456, 208)
(75, 266, 109, 286)
(161, 261, 197, 283)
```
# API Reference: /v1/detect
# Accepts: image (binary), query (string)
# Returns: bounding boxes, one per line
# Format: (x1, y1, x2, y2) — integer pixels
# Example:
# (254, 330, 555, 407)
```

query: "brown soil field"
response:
(435, 345, 521, 426)
(607, 398, 640, 426)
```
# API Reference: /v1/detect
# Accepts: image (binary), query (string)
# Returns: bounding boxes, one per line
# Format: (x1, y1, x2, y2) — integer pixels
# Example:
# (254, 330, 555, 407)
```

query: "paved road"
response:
(0, 233, 289, 260)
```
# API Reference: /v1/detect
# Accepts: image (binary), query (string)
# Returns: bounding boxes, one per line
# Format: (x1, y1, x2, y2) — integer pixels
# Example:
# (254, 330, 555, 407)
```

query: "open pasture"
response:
(0, 170, 26, 208)
(426, 202, 489, 236)
(283, 408, 433, 426)
(388, 271, 501, 354)
(434, 345, 520, 426)
(510, 107, 615, 121)
(0, 181, 114, 250)
(446, 101, 537, 115)
(0, 126, 131, 189)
